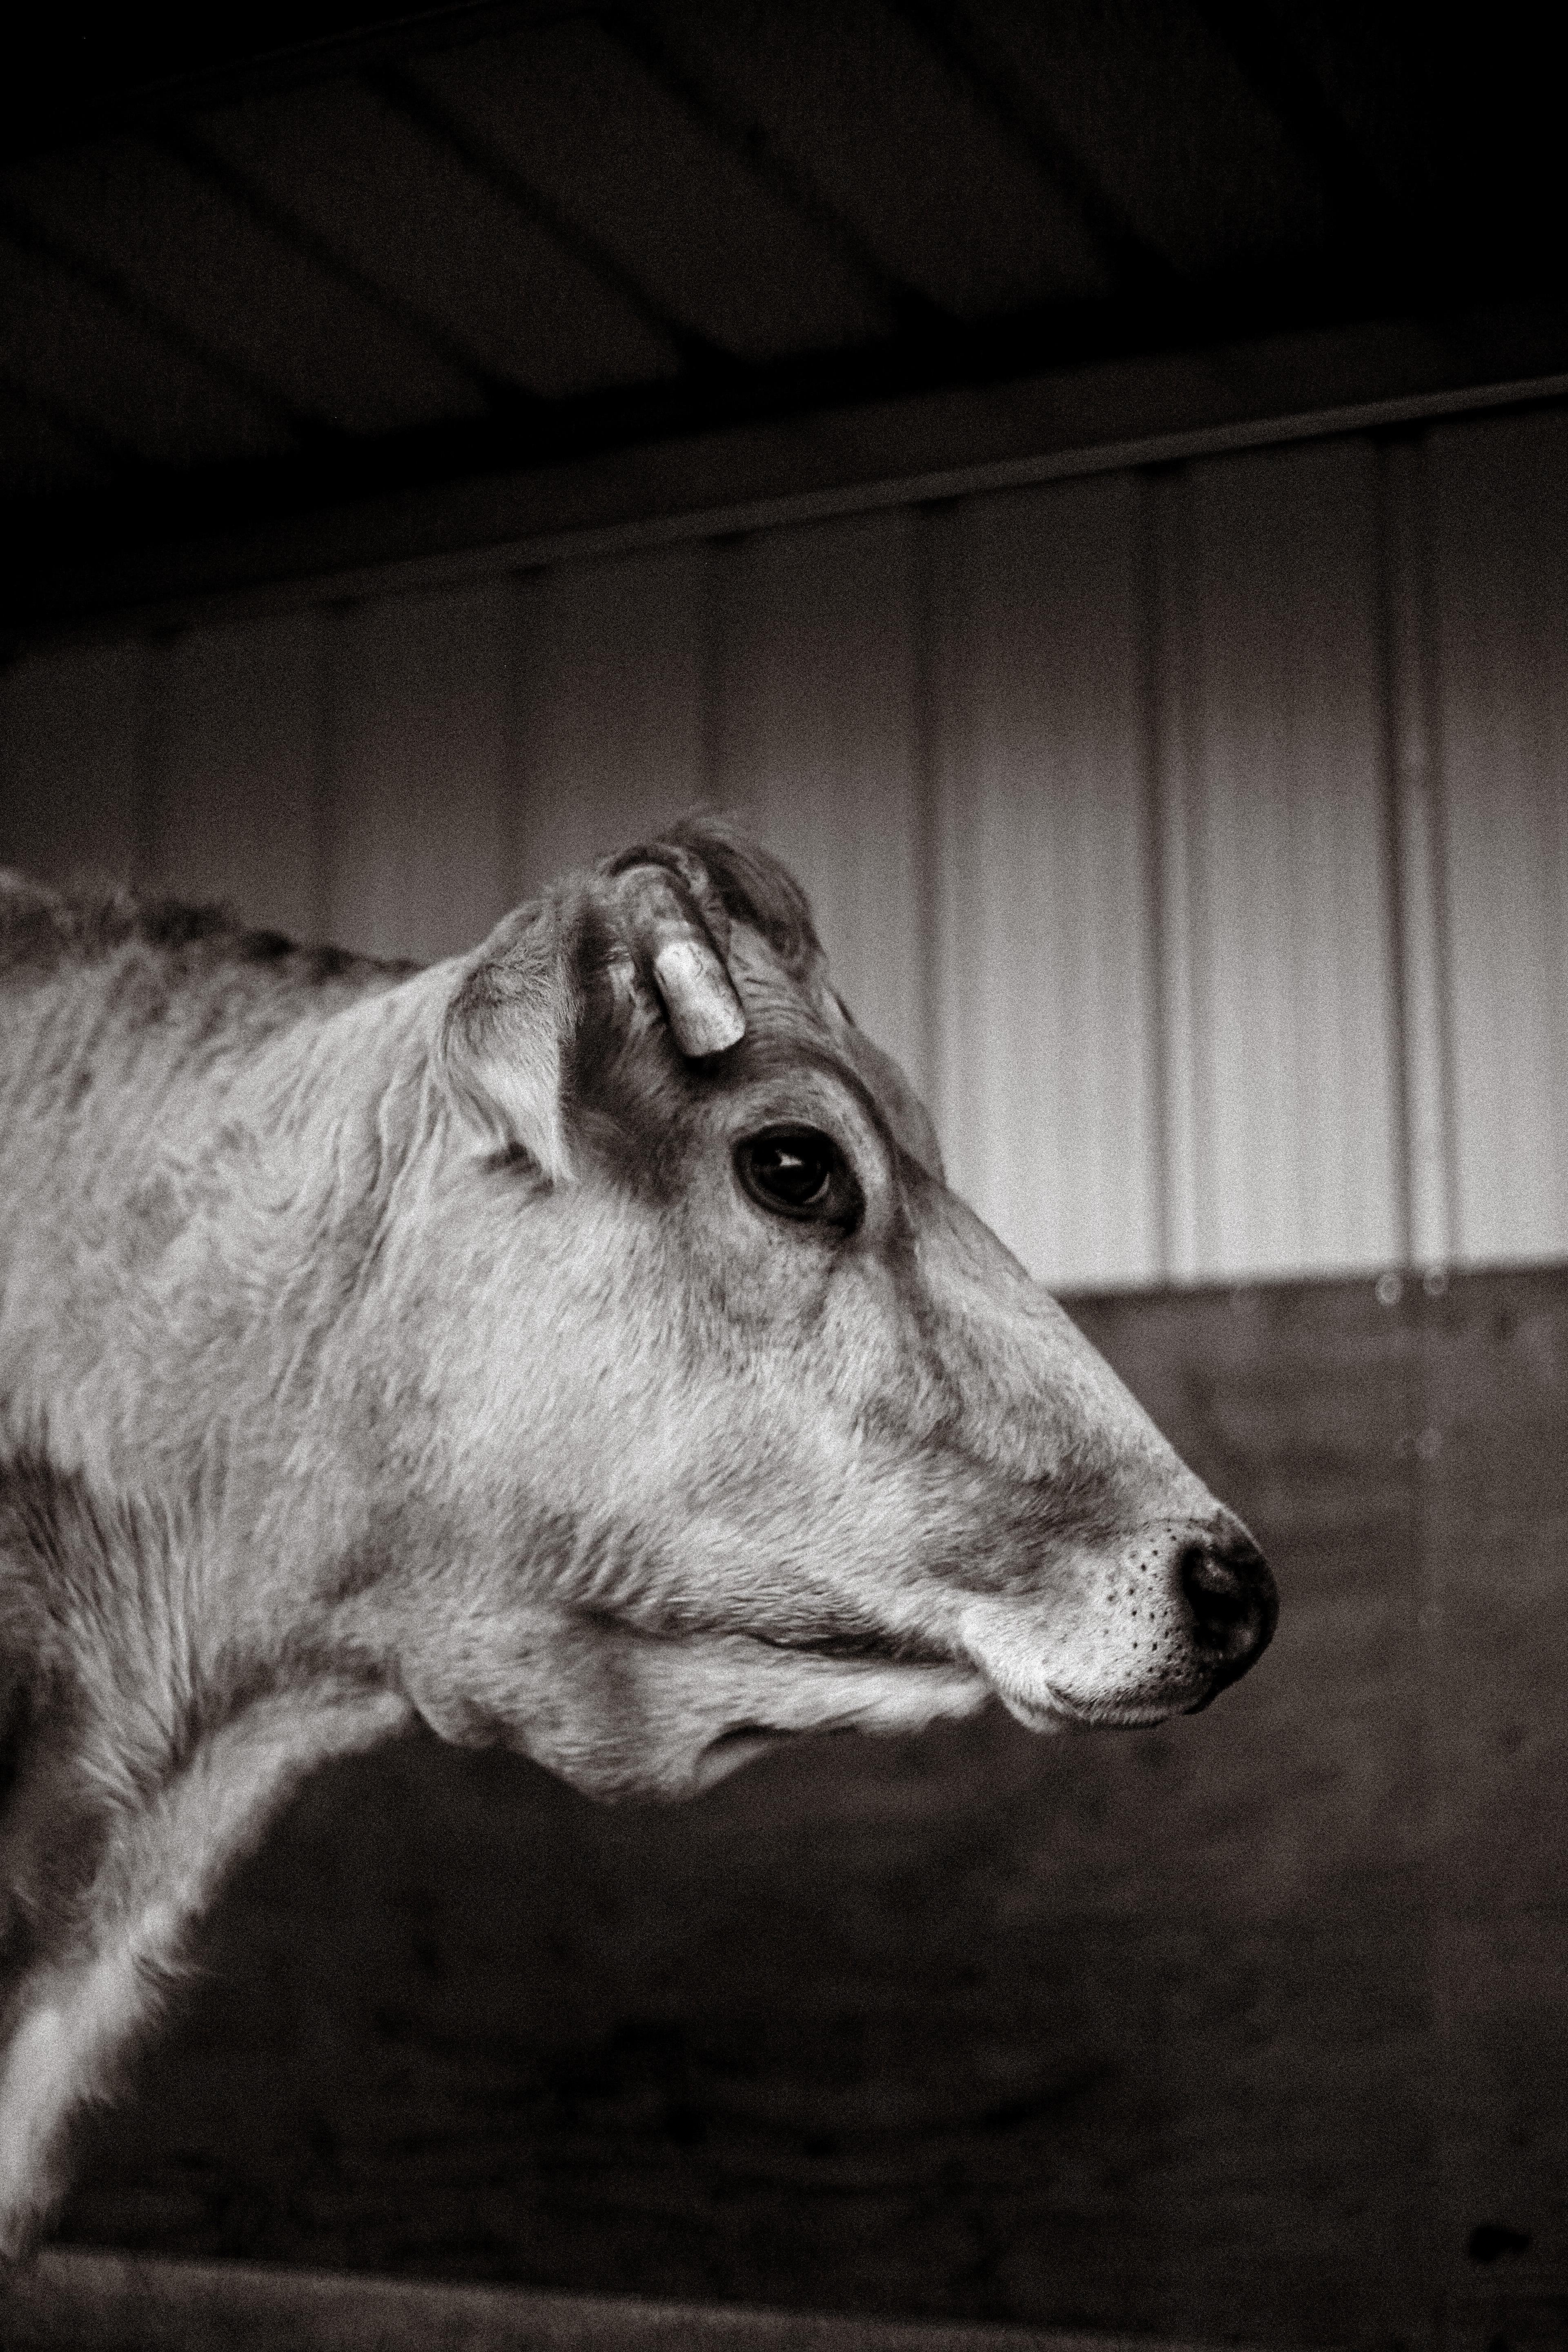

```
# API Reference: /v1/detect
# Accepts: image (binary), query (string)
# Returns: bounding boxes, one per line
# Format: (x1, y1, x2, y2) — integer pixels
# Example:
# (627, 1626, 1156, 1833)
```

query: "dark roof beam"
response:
(887, 0, 1176, 301)
(0, 4, 588, 169)
(0, 199, 307, 449)
(1187, 0, 1412, 264)
(0, 360, 136, 478)
(158, 117, 539, 427)
(371, 61, 730, 379)
(605, 3, 953, 346)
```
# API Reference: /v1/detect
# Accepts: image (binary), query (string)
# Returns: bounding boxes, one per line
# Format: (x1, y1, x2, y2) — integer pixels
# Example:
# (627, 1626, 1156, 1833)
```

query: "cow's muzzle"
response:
(1179, 1530, 1277, 1706)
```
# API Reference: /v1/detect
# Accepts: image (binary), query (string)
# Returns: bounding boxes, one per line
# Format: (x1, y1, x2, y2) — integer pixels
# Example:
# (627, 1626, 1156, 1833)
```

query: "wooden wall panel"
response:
(322, 582, 515, 965)
(143, 613, 323, 941)
(931, 476, 1161, 1289)
(1420, 1269, 1568, 2323)
(1429, 410, 1568, 1267)
(710, 512, 928, 1096)
(1158, 439, 1401, 1281)
(0, 638, 147, 888)
(509, 545, 710, 902)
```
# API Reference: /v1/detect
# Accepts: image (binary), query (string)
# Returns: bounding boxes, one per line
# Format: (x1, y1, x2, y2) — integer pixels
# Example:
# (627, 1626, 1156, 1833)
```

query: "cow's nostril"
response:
(1178, 1537, 1277, 1684)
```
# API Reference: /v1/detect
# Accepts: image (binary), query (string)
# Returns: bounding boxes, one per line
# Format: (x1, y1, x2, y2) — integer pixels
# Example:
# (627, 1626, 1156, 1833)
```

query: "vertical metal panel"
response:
(1428, 410, 1568, 1267)
(143, 612, 323, 940)
(1381, 438, 1458, 1271)
(5, 408, 1568, 1286)
(509, 545, 710, 901)
(1148, 477, 1201, 1281)
(930, 474, 1162, 1290)
(710, 510, 928, 1094)
(321, 581, 515, 964)
(1160, 439, 1401, 1280)
(0, 638, 147, 886)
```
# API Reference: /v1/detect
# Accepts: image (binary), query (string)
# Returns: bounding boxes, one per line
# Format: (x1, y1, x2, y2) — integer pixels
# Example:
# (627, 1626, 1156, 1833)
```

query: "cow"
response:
(0, 815, 1275, 2267)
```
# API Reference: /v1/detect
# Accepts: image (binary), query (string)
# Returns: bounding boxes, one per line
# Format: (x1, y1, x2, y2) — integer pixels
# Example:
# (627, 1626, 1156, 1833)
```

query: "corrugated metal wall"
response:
(4, 406, 1567, 1289)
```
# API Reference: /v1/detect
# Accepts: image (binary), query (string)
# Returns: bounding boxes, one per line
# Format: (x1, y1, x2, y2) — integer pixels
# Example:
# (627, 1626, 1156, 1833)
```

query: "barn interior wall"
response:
(4, 405, 1568, 2351)
(3, 406, 1567, 1287)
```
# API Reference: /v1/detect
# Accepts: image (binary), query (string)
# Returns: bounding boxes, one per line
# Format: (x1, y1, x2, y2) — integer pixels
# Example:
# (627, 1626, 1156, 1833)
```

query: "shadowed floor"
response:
(1, 2249, 1281, 2352)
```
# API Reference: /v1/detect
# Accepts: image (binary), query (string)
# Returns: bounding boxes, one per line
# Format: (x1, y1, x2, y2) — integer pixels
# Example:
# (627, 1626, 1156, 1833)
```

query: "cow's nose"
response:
(1179, 1532, 1277, 1700)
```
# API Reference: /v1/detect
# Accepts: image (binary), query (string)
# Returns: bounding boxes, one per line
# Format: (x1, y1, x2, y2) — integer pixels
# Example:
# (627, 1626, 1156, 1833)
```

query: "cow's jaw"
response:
(655, 1656, 988, 1797)
(980, 1683, 1174, 1734)
(686, 1651, 992, 1791)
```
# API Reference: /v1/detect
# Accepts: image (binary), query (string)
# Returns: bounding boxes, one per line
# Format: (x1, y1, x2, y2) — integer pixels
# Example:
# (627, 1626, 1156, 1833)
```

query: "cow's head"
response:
(353, 819, 1275, 1800)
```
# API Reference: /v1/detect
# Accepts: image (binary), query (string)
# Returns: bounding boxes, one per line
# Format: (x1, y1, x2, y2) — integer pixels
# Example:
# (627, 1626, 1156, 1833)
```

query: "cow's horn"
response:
(652, 933, 746, 1058)
(615, 864, 746, 1058)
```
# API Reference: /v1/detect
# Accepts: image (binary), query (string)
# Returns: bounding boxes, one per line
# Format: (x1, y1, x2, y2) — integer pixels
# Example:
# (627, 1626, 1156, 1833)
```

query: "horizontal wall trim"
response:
(8, 300, 1568, 650)
(3, 2250, 1261, 2352)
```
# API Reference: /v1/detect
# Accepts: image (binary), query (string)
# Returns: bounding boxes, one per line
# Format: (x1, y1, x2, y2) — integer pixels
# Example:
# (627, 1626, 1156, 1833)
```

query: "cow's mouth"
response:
(707, 1722, 793, 1755)
(990, 1682, 1177, 1734)
(689, 1722, 797, 1791)
(989, 1684, 1090, 1733)
(685, 1654, 992, 1793)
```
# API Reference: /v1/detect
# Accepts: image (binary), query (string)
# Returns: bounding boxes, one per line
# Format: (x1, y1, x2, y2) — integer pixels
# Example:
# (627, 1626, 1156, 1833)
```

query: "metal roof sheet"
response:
(2, 0, 1564, 625)
(405, 19, 893, 359)
(4, 132, 486, 434)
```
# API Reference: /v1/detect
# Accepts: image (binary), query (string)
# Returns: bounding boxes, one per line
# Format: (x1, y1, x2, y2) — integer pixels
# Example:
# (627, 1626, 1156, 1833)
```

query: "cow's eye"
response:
(734, 1127, 861, 1227)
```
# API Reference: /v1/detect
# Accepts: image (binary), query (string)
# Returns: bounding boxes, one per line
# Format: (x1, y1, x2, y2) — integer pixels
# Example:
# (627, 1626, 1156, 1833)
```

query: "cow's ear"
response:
(436, 900, 576, 1181)
(434, 852, 747, 1178)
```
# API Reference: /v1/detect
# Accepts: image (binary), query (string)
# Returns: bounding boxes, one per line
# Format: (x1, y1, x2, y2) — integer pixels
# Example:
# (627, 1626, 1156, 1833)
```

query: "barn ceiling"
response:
(3, 2, 1564, 631)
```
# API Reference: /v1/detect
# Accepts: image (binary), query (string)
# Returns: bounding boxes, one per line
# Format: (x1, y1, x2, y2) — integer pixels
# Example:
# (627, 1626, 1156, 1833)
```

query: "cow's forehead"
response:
(831, 1016, 944, 1180)
(722, 923, 942, 1180)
